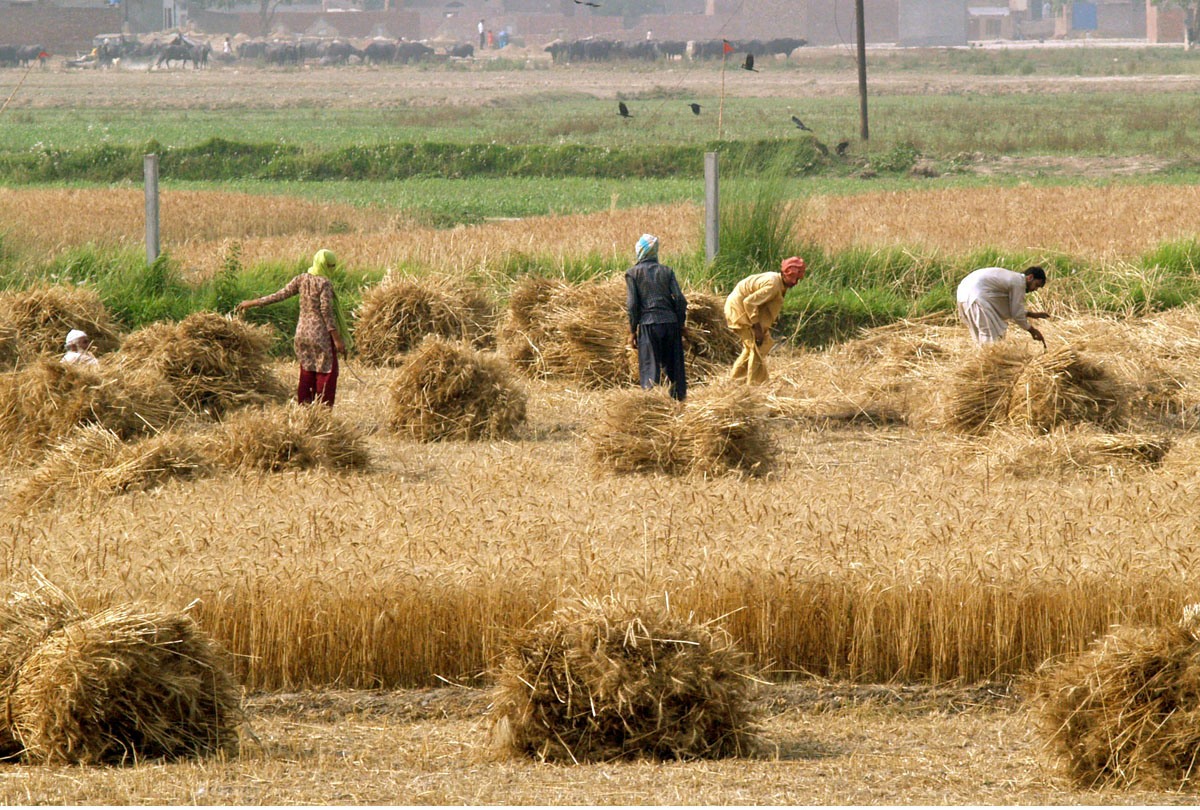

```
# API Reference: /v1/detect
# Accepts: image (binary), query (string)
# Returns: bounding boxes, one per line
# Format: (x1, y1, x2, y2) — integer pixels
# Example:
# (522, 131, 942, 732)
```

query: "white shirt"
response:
(956, 267, 1031, 331)
(62, 350, 99, 367)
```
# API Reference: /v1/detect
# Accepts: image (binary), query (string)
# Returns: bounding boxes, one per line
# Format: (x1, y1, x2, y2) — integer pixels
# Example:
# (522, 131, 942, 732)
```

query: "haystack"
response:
(1007, 346, 1126, 432)
(586, 385, 774, 477)
(586, 388, 686, 474)
(6, 605, 241, 764)
(0, 358, 176, 461)
(116, 312, 286, 417)
(939, 343, 1029, 434)
(355, 274, 496, 366)
(7, 425, 210, 513)
(388, 337, 527, 441)
(491, 597, 761, 763)
(205, 401, 370, 472)
(500, 277, 738, 388)
(0, 579, 86, 757)
(679, 383, 775, 477)
(1029, 606, 1200, 788)
(0, 285, 121, 363)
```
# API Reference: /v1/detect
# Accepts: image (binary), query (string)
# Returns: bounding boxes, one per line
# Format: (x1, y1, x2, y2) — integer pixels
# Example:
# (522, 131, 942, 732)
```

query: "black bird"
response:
(688, 102, 701, 115)
(618, 101, 632, 118)
(741, 53, 757, 72)
(584, 2, 601, 6)
(791, 115, 811, 131)
(835, 140, 849, 156)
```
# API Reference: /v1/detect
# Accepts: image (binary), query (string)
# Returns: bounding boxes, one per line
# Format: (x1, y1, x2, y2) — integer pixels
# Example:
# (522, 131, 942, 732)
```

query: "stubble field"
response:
(4, 54, 1200, 802)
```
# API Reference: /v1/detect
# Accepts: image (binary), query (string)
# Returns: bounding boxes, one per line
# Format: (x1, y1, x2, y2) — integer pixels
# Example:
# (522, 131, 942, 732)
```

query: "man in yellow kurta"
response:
(724, 256, 807, 384)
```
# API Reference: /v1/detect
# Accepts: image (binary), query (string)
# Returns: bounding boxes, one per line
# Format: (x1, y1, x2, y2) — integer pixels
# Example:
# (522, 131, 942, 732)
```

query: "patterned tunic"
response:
(254, 274, 338, 373)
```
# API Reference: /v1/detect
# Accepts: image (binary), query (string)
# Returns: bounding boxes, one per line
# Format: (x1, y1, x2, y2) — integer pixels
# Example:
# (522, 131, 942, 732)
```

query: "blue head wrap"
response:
(635, 233, 659, 263)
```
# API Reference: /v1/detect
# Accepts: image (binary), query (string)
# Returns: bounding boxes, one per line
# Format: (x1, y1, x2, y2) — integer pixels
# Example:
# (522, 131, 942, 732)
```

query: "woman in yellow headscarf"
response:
(237, 248, 348, 406)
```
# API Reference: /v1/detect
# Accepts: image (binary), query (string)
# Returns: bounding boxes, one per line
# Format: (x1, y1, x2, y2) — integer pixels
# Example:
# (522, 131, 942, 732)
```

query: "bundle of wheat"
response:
(491, 596, 761, 763)
(681, 293, 743, 380)
(939, 343, 1031, 434)
(388, 337, 527, 441)
(355, 274, 496, 367)
(1007, 346, 1126, 432)
(0, 285, 121, 364)
(205, 401, 370, 472)
(1029, 606, 1200, 788)
(0, 580, 83, 756)
(585, 388, 685, 474)
(679, 383, 775, 477)
(0, 359, 176, 461)
(6, 605, 241, 764)
(502, 278, 732, 388)
(7, 425, 210, 513)
(587, 384, 774, 477)
(116, 312, 285, 417)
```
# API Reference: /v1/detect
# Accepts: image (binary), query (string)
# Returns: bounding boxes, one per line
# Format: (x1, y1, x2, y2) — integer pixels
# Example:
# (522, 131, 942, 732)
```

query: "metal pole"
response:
(856, 0, 869, 140)
(704, 151, 719, 263)
(144, 154, 160, 264)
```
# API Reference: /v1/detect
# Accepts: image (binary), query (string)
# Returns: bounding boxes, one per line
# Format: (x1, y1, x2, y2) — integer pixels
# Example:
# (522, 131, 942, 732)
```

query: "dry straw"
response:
(1007, 346, 1126, 432)
(0, 285, 121, 363)
(0, 358, 176, 461)
(587, 384, 774, 477)
(500, 276, 739, 388)
(355, 273, 497, 366)
(388, 336, 527, 441)
(7, 425, 210, 513)
(976, 426, 1172, 479)
(205, 401, 371, 472)
(491, 596, 761, 763)
(1029, 605, 1200, 789)
(7, 604, 242, 764)
(116, 312, 286, 417)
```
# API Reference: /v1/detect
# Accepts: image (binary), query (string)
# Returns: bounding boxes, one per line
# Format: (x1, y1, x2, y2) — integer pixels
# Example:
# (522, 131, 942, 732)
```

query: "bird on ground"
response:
(791, 115, 811, 131)
(618, 101, 632, 118)
(835, 140, 849, 155)
(741, 53, 757, 72)
(688, 102, 701, 115)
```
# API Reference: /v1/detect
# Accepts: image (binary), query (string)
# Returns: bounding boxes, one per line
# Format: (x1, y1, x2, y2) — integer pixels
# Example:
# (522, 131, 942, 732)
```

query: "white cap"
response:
(65, 329, 88, 348)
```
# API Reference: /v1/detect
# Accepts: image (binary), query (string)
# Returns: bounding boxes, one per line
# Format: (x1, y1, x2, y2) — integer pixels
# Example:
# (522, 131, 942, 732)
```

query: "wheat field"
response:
(4, 184, 1200, 281)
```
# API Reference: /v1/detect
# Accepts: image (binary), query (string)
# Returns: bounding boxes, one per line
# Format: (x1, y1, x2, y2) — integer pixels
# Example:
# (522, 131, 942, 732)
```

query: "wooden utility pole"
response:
(855, 0, 869, 140)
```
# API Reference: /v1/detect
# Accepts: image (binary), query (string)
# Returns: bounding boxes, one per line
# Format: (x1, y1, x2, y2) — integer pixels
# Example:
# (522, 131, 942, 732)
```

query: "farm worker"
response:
(236, 248, 349, 407)
(61, 329, 98, 367)
(956, 266, 1049, 346)
(723, 256, 806, 384)
(626, 233, 688, 401)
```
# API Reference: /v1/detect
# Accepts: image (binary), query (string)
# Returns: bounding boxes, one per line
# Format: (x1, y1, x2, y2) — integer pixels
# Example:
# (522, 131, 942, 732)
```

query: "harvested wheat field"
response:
(3, 294, 1200, 798)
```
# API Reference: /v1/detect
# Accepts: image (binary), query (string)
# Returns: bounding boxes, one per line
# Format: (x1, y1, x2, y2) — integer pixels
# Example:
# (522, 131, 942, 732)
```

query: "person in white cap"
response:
(62, 329, 98, 367)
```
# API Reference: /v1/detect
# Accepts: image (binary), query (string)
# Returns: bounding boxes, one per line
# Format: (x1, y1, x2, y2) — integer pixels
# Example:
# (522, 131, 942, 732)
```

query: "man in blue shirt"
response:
(625, 234, 688, 401)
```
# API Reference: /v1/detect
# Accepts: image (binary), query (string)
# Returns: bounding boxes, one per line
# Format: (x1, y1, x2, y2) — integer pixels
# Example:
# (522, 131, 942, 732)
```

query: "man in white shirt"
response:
(956, 266, 1049, 346)
(62, 329, 99, 367)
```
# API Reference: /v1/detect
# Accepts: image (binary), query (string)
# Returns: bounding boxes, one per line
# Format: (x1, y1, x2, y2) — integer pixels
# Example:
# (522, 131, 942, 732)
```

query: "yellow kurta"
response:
(724, 272, 787, 384)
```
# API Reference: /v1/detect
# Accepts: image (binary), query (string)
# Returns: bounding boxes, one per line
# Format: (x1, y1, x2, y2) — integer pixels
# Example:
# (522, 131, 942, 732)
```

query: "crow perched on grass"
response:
(689, 103, 701, 115)
(791, 115, 811, 131)
(618, 101, 632, 118)
(741, 53, 757, 72)
(835, 140, 849, 155)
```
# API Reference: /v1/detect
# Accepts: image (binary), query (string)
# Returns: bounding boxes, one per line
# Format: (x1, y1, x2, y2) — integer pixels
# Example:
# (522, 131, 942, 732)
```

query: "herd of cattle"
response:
(0, 33, 806, 69)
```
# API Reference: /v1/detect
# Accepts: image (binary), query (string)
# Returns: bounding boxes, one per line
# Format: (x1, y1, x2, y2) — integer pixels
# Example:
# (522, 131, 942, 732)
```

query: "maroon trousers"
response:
(298, 353, 338, 406)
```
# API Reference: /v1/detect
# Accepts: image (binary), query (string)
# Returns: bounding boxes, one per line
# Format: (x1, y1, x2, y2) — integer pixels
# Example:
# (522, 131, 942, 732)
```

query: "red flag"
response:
(722, 40, 734, 54)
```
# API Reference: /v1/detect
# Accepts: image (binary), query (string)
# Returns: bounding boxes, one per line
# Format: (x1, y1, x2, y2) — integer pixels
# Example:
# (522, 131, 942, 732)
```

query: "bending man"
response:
(724, 256, 806, 384)
(956, 265, 1049, 346)
(626, 233, 688, 401)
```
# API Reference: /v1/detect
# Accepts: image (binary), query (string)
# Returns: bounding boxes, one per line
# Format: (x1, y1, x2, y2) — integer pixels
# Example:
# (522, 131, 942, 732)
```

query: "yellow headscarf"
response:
(308, 248, 337, 277)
